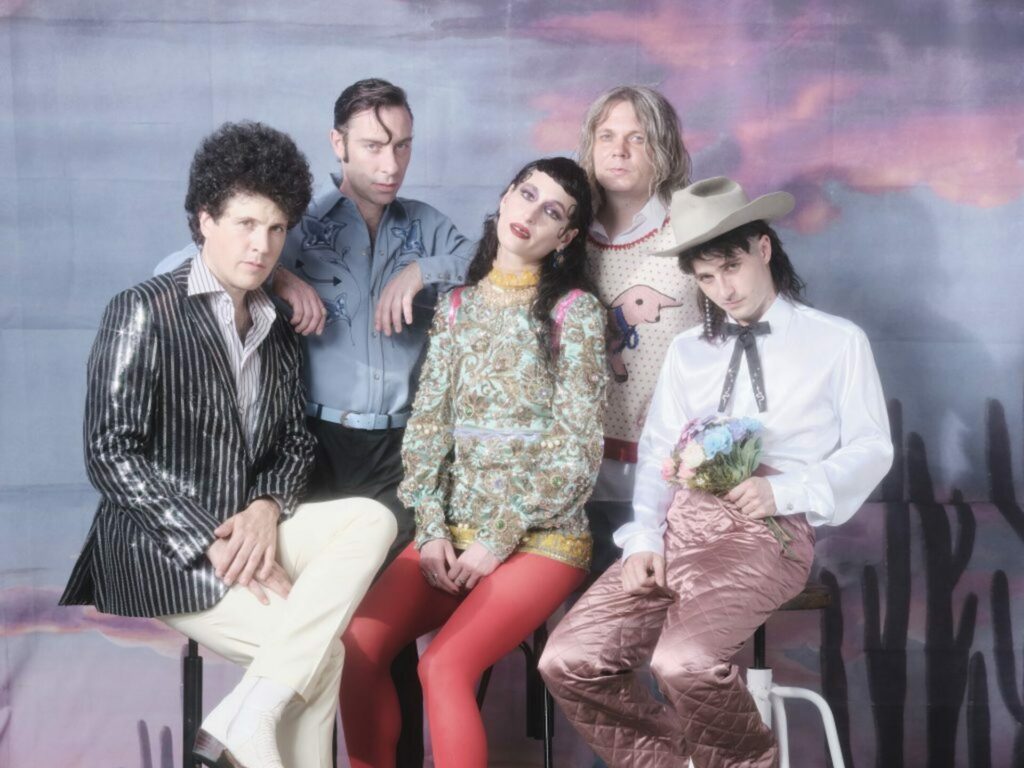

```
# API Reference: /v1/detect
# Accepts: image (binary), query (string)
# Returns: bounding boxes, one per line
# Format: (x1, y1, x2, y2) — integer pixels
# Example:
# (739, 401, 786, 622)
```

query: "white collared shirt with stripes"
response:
(187, 254, 277, 449)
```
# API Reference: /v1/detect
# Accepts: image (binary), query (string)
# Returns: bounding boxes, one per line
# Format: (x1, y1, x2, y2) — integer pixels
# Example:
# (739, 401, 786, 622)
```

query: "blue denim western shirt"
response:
(156, 177, 474, 418)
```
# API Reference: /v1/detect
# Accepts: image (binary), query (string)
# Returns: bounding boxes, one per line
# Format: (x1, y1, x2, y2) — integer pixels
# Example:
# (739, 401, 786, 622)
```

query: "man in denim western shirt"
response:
(160, 79, 471, 552)
(283, 81, 471, 544)
(157, 79, 472, 768)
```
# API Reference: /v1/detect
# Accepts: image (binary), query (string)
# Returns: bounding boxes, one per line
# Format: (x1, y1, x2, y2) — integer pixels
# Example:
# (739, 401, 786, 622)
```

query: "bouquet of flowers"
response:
(661, 415, 792, 554)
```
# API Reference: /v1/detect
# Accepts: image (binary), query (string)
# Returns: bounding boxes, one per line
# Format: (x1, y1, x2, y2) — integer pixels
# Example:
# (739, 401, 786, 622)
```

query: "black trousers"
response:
(306, 418, 423, 768)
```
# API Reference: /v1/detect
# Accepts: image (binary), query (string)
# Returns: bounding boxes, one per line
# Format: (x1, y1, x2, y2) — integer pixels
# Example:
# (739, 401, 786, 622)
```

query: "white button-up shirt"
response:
(615, 296, 893, 560)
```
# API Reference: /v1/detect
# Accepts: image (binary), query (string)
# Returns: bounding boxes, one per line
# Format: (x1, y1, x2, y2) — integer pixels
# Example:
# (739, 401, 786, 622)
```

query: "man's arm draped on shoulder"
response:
(414, 210, 474, 291)
(155, 237, 328, 335)
(376, 208, 475, 336)
(154, 243, 197, 275)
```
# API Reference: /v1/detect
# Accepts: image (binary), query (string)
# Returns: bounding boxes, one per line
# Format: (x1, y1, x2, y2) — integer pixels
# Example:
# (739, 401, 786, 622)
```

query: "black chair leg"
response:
(181, 639, 341, 768)
(753, 624, 767, 669)
(476, 666, 494, 709)
(182, 639, 203, 768)
(520, 626, 555, 765)
(542, 685, 554, 768)
(476, 627, 556, 767)
(521, 640, 544, 739)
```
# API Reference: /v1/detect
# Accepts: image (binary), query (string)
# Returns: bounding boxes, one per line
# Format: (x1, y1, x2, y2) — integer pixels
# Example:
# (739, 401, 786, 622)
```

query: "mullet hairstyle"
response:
(677, 220, 808, 341)
(466, 157, 595, 364)
(333, 78, 412, 158)
(184, 121, 313, 246)
(578, 85, 692, 212)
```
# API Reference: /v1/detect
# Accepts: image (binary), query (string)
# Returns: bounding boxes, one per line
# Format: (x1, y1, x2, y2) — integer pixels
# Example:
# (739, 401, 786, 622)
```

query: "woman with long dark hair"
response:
(339, 157, 608, 768)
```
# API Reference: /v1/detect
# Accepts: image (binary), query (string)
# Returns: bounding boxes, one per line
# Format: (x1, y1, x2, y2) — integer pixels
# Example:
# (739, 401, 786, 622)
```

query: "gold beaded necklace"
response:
(487, 267, 540, 289)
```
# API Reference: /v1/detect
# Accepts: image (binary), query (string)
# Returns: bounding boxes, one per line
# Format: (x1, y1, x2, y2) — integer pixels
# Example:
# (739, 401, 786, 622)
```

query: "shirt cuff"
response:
(475, 521, 524, 563)
(766, 474, 813, 518)
(412, 498, 451, 547)
(267, 495, 287, 519)
(415, 256, 459, 286)
(617, 531, 665, 561)
(170, 525, 217, 569)
(248, 487, 293, 518)
(415, 529, 453, 550)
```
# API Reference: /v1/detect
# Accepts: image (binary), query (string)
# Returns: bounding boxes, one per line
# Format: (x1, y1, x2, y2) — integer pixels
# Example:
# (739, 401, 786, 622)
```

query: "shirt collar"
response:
(187, 252, 225, 298)
(589, 195, 667, 246)
(307, 177, 346, 220)
(187, 253, 277, 323)
(726, 295, 795, 338)
(309, 173, 407, 221)
(249, 287, 278, 330)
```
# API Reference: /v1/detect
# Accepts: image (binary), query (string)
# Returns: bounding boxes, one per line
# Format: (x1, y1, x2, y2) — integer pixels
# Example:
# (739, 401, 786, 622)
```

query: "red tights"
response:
(340, 543, 585, 768)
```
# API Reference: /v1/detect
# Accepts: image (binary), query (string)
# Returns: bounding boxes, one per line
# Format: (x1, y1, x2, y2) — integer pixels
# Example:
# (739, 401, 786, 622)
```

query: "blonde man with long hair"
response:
(575, 85, 702, 576)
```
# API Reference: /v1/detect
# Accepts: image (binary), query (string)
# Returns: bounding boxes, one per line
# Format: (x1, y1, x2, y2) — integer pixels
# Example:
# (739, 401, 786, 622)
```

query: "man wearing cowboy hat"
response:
(540, 177, 893, 767)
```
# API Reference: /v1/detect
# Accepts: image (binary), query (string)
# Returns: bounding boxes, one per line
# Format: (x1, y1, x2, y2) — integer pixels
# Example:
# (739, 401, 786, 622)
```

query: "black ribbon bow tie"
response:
(719, 321, 771, 413)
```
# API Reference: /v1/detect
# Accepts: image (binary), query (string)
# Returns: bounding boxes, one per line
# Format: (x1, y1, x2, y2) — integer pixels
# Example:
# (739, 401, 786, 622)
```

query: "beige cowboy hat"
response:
(654, 176, 795, 257)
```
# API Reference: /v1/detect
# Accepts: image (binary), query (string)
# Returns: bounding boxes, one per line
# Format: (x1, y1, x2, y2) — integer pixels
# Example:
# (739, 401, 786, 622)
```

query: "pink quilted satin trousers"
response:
(540, 487, 814, 768)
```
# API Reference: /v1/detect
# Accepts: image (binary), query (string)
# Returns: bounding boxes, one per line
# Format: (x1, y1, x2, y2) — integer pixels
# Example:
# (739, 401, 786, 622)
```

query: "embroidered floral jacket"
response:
(399, 280, 608, 567)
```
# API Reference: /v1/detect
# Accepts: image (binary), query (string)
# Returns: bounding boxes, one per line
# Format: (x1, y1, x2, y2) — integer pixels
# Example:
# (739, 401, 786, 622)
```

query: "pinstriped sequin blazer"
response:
(60, 260, 316, 618)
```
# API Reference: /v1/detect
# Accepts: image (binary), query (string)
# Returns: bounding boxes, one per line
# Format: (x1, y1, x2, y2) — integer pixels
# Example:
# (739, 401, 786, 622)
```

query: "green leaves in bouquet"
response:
(734, 436, 764, 478)
(693, 436, 764, 496)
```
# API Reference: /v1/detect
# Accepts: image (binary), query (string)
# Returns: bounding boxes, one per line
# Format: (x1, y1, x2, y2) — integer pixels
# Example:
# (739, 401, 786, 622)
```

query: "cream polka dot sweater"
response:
(586, 218, 702, 461)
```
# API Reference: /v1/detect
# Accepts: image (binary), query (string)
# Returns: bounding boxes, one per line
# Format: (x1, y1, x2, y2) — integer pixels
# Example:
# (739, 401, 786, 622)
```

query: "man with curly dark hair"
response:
(183, 121, 314, 246)
(158, 84, 473, 766)
(62, 121, 397, 768)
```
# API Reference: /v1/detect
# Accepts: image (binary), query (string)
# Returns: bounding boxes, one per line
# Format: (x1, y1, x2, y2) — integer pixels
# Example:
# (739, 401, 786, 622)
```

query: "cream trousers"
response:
(161, 497, 397, 768)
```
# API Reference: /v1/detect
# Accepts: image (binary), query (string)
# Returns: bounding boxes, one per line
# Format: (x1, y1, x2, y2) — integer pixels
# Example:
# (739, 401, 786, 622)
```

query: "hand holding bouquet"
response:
(661, 415, 793, 556)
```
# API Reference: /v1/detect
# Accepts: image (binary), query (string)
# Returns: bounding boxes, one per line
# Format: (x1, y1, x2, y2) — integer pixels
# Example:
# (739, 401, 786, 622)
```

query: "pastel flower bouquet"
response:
(661, 415, 792, 554)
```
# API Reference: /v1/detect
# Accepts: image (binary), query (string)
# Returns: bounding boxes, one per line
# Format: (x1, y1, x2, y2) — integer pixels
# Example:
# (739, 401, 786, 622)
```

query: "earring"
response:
(553, 249, 566, 268)
(703, 294, 714, 337)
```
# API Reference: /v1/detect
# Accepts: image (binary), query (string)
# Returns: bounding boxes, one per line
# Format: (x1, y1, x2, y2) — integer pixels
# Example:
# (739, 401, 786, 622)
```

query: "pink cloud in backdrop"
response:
(529, 93, 591, 152)
(0, 0, 26, 18)
(831, 108, 1024, 207)
(1, 586, 183, 656)
(533, 6, 766, 72)
(525, 3, 1024, 231)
